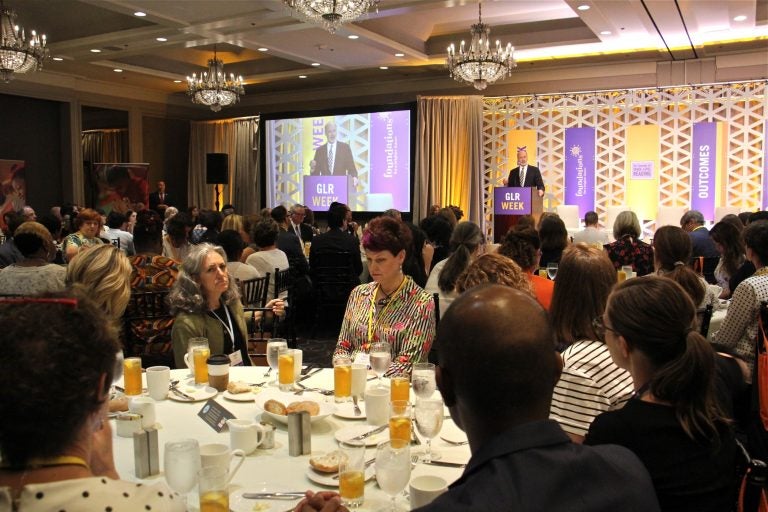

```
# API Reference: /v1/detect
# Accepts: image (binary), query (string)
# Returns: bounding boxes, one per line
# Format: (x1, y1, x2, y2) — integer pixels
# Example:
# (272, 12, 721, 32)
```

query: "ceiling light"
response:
(577, 4, 590, 10)
(299, 75, 307, 78)
(134, 11, 146, 17)
(52, 56, 63, 61)
(600, 30, 611, 35)
(186, 49, 244, 112)
(90, 48, 101, 53)
(733, 15, 747, 22)
(0, 3, 49, 82)
(446, 0, 515, 91)
(156, 37, 167, 42)
(257, 47, 268, 52)
(379, 66, 388, 70)
(284, 0, 379, 33)
(113, 68, 122, 72)
(311, 62, 320, 66)
(395, 52, 405, 57)
(348, 34, 359, 40)
(173, 79, 182, 83)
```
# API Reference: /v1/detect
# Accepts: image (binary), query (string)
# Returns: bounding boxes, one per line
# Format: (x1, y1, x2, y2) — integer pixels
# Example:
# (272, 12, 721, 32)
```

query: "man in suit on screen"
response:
(309, 122, 358, 179)
(506, 147, 545, 197)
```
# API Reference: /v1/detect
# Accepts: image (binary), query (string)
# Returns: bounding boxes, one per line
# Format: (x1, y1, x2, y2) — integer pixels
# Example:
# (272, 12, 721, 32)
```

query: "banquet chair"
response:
(311, 251, 357, 337)
(273, 267, 297, 346)
(122, 290, 174, 368)
(655, 206, 688, 230)
(556, 205, 580, 231)
(274, 268, 291, 300)
(428, 293, 441, 365)
(605, 206, 627, 236)
(697, 303, 714, 337)
(240, 274, 270, 308)
(245, 307, 283, 366)
(715, 206, 741, 223)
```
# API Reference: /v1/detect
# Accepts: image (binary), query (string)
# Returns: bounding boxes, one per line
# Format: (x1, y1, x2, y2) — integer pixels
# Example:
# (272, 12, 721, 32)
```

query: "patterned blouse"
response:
(604, 236, 654, 276)
(333, 276, 436, 376)
(61, 232, 103, 262)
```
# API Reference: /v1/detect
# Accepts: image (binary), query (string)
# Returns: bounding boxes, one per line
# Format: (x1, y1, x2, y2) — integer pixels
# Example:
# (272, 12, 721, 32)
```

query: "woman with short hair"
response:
(0, 221, 66, 295)
(65, 244, 132, 322)
(603, 210, 654, 276)
(61, 208, 104, 262)
(498, 228, 554, 310)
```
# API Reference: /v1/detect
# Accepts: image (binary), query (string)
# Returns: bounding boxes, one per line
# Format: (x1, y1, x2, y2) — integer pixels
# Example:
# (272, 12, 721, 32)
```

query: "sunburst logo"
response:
(377, 112, 391, 120)
(570, 145, 582, 157)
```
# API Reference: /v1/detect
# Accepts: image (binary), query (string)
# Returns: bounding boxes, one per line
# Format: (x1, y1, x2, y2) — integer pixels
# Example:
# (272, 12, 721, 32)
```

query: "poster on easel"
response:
(0, 159, 26, 233)
(92, 163, 150, 214)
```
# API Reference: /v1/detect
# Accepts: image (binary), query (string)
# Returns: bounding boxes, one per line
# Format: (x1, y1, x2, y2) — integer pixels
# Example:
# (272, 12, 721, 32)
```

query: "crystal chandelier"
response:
(284, 0, 379, 33)
(186, 50, 244, 112)
(446, 1, 515, 91)
(0, 2, 48, 83)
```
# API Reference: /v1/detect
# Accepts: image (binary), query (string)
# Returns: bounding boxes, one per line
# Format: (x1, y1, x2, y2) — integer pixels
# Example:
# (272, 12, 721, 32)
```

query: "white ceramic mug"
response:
(364, 385, 389, 426)
(145, 366, 170, 401)
(409, 475, 448, 508)
(199, 443, 245, 484)
(227, 419, 266, 454)
(292, 349, 303, 379)
(128, 396, 156, 429)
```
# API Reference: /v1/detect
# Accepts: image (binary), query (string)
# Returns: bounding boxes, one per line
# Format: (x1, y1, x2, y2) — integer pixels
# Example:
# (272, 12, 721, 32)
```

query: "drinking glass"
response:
(186, 337, 209, 377)
(389, 374, 410, 403)
(334, 357, 352, 403)
(278, 347, 295, 391)
(414, 397, 444, 462)
(411, 363, 436, 400)
(193, 346, 211, 385)
(369, 341, 392, 387)
(339, 440, 366, 508)
(389, 400, 412, 448)
(123, 357, 142, 396)
(546, 262, 558, 280)
(198, 465, 229, 512)
(375, 440, 411, 512)
(266, 338, 287, 386)
(351, 363, 367, 399)
(164, 438, 201, 507)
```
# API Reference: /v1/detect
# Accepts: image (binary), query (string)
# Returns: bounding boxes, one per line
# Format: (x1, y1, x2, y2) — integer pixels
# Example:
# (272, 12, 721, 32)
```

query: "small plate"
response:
(167, 385, 217, 402)
(334, 425, 387, 447)
(333, 401, 366, 420)
(304, 465, 376, 487)
(223, 388, 262, 402)
(440, 422, 468, 445)
(254, 389, 335, 424)
(230, 484, 303, 512)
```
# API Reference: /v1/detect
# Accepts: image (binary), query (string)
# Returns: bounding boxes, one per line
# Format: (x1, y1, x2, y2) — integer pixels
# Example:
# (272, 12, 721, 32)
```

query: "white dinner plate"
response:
(230, 484, 304, 512)
(333, 401, 366, 420)
(440, 422, 468, 445)
(167, 384, 217, 402)
(304, 464, 376, 487)
(222, 388, 263, 402)
(334, 425, 387, 447)
(253, 389, 335, 424)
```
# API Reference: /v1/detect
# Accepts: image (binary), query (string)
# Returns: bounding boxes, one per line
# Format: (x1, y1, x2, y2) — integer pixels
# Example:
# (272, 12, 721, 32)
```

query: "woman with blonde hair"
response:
(65, 244, 133, 321)
(455, 253, 532, 296)
(603, 210, 654, 276)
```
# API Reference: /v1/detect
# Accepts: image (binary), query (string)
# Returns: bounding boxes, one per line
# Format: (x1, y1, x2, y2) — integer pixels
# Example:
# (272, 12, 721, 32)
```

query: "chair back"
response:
(245, 307, 283, 365)
(311, 251, 358, 334)
(691, 256, 719, 285)
(240, 273, 270, 307)
(122, 290, 175, 368)
(428, 293, 441, 365)
(697, 303, 714, 337)
(274, 267, 291, 300)
(556, 205, 580, 230)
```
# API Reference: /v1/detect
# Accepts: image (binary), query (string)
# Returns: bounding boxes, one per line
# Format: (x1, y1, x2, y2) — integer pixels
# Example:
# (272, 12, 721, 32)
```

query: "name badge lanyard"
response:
(210, 302, 236, 352)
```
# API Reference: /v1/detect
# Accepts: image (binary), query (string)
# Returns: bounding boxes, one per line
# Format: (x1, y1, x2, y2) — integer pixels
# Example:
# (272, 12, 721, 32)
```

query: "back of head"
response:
(362, 216, 412, 255)
(550, 244, 616, 350)
(166, 211, 192, 245)
(13, 222, 53, 258)
(514, 215, 536, 231)
(438, 284, 558, 421)
(270, 205, 288, 224)
(438, 207, 457, 228)
(107, 211, 126, 229)
(584, 211, 598, 226)
(420, 214, 453, 247)
(327, 203, 348, 229)
(38, 213, 62, 239)
(164, 206, 178, 220)
(652, 226, 704, 305)
(382, 208, 402, 220)
(539, 215, 568, 252)
(744, 220, 768, 266)
(498, 228, 540, 271)
(680, 210, 705, 227)
(252, 218, 279, 248)
(0, 292, 119, 467)
(455, 253, 532, 295)
(613, 211, 640, 239)
(217, 229, 245, 262)
(221, 213, 244, 232)
(65, 245, 132, 320)
(5, 212, 26, 236)
(438, 221, 483, 293)
(133, 209, 164, 253)
(199, 210, 222, 230)
(720, 214, 744, 232)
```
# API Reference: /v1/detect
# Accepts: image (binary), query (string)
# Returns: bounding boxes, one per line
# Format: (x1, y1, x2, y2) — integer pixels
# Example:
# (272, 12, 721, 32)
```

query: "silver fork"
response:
(264, 367, 273, 377)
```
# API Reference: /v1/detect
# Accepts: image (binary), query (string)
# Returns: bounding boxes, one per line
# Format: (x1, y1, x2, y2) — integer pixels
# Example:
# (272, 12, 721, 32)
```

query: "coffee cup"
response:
(227, 419, 266, 454)
(199, 443, 245, 484)
(364, 385, 389, 426)
(409, 475, 448, 508)
(207, 354, 230, 392)
(145, 366, 170, 401)
(128, 396, 156, 429)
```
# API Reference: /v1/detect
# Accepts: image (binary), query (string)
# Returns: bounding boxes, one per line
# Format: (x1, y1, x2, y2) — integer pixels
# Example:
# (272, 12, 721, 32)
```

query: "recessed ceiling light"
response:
(156, 37, 167, 42)
(600, 30, 611, 35)
(348, 34, 359, 40)
(134, 11, 146, 17)
(311, 62, 320, 67)
(113, 68, 123, 73)
(90, 49, 101, 53)
(257, 47, 268, 52)
(173, 80, 182, 83)
(395, 53, 405, 57)
(299, 75, 307, 79)
(733, 15, 747, 21)
(577, 4, 590, 10)
(379, 66, 388, 70)
(52, 57, 63, 61)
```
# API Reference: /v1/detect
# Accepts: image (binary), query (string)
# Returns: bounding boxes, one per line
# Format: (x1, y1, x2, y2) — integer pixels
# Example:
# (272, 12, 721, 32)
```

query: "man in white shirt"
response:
(309, 122, 357, 179)
(289, 204, 313, 245)
(572, 211, 610, 246)
(105, 211, 135, 255)
(505, 147, 545, 197)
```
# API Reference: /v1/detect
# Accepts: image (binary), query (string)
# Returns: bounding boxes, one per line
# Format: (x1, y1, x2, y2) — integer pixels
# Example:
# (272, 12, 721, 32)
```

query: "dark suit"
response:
(309, 228, 363, 280)
(289, 221, 314, 245)
(149, 191, 173, 211)
(506, 165, 545, 192)
(310, 142, 357, 177)
(689, 226, 719, 258)
(276, 229, 309, 275)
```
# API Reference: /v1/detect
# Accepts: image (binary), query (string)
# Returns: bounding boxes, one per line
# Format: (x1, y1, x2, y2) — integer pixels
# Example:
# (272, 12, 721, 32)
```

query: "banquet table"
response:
(114, 367, 469, 512)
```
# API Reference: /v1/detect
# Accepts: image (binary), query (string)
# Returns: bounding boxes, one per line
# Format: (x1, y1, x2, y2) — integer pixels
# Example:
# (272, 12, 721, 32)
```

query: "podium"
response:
(493, 187, 543, 243)
(303, 175, 353, 210)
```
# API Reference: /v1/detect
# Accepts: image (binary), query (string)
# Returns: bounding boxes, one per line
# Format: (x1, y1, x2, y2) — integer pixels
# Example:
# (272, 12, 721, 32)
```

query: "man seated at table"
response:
(298, 284, 660, 512)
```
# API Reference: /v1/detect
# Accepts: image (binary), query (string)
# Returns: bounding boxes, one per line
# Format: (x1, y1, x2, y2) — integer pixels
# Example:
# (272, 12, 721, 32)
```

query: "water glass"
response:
(339, 440, 366, 508)
(278, 347, 296, 391)
(370, 341, 392, 387)
(546, 262, 558, 280)
(414, 397, 444, 462)
(411, 363, 436, 400)
(266, 338, 287, 386)
(198, 465, 229, 512)
(334, 357, 352, 402)
(351, 363, 367, 398)
(375, 440, 411, 512)
(389, 400, 412, 448)
(164, 438, 200, 507)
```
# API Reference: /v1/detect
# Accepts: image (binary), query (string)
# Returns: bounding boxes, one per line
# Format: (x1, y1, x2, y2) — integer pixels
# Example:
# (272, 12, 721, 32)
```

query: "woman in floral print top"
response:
(333, 216, 435, 376)
(603, 210, 654, 276)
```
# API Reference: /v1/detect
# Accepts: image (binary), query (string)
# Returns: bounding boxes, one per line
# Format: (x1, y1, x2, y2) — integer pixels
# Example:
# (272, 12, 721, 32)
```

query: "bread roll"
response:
(227, 381, 251, 394)
(109, 396, 129, 412)
(309, 450, 348, 473)
(264, 399, 287, 416)
(286, 400, 320, 417)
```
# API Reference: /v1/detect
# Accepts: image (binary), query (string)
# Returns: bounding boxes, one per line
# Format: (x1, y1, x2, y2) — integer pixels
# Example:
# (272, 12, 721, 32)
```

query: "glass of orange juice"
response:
(123, 357, 142, 396)
(339, 440, 365, 507)
(198, 466, 229, 512)
(278, 348, 296, 391)
(390, 373, 410, 403)
(193, 346, 210, 385)
(334, 357, 352, 403)
(389, 400, 412, 448)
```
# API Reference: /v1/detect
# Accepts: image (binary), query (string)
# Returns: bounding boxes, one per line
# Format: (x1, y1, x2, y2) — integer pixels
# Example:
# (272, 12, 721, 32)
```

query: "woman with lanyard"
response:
(333, 216, 436, 376)
(169, 243, 284, 368)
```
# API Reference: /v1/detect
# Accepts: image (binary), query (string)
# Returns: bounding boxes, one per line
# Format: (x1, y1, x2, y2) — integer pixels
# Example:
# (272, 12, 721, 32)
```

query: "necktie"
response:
(328, 144, 335, 173)
(295, 224, 302, 242)
(519, 167, 526, 186)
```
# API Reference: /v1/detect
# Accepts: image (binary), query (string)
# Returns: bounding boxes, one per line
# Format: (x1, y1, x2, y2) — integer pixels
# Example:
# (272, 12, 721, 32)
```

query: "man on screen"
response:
(309, 122, 358, 179)
(506, 147, 545, 197)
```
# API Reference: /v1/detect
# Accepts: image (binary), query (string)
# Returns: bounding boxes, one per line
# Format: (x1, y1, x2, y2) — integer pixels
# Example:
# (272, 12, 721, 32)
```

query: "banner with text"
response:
(303, 175, 349, 209)
(626, 125, 660, 222)
(691, 122, 718, 219)
(564, 127, 595, 216)
(370, 110, 410, 211)
(494, 187, 532, 215)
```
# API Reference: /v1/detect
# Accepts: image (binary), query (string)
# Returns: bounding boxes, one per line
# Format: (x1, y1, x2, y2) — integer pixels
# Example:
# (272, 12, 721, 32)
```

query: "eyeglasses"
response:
(592, 316, 618, 341)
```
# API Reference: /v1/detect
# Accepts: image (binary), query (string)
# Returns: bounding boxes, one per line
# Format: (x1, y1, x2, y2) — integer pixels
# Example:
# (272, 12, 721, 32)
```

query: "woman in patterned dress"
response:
(603, 210, 654, 276)
(333, 216, 436, 376)
(61, 208, 104, 262)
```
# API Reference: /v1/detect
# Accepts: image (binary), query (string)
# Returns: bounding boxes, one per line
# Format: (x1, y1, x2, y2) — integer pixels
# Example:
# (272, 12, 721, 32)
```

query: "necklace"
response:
(377, 286, 398, 307)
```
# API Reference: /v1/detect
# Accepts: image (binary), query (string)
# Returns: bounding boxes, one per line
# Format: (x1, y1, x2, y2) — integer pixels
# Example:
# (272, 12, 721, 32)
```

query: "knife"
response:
(170, 386, 195, 401)
(241, 492, 305, 500)
(297, 367, 322, 383)
(349, 424, 387, 441)
(422, 460, 466, 468)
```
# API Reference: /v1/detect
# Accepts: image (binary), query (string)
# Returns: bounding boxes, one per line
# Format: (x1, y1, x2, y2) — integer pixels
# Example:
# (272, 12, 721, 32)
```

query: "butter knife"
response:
(422, 460, 466, 468)
(170, 386, 195, 401)
(297, 367, 322, 383)
(349, 424, 387, 441)
(242, 492, 305, 500)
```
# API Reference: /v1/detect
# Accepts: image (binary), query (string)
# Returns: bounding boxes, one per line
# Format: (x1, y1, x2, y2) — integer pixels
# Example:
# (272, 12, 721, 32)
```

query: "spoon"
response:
(352, 396, 362, 416)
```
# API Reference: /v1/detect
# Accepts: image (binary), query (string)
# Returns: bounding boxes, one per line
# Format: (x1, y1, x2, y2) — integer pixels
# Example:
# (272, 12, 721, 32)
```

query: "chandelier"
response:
(0, 2, 48, 83)
(284, 0, 379, 33)
(186, 50, 244, 112)
(446, 1, 515, 91)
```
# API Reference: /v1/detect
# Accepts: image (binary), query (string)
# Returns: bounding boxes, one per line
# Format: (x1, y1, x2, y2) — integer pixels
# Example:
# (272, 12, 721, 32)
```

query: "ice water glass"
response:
(411, 363, 436, 400)
(415, 397, 444, 462)
(266, 338, 287, 386)
(370, 341, 392, 387)
(164, 438, 200, 507)
(546, 262, 558, 280)
(375, 440, 411, 512)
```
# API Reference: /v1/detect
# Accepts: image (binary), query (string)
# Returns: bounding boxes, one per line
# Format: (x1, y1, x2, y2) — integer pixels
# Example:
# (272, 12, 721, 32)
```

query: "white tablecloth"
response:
(114, 367, 468, 511)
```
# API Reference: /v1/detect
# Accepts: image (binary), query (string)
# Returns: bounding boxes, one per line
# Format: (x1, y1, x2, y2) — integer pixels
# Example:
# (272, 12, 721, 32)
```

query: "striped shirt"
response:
(333, 276, 435, 376)
(550, 340, 634, 437)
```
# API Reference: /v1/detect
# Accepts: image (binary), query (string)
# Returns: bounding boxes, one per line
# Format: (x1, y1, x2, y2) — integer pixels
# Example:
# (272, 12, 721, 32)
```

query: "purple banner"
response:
(303, 175, 349, 209)
(494, 187, 532, 215)
(691, 122, 717, 219)
(564, 127, 595, 216)
(370, 110, 410, 211)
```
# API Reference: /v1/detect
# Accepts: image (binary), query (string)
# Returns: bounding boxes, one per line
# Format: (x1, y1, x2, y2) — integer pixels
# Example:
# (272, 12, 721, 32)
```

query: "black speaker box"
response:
(206, 153, 229, 184)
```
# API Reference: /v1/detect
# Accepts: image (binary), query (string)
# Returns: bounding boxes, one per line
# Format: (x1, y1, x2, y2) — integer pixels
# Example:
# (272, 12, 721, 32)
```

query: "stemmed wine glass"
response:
(266, 338, 287, 386)
(414, 397, 444, 462)
(164, 438, 200, 507)
(375, 440, 411, 512)
(369, 341, 391, 387)
(546, 262, 558, 280)
(411, 362, 436, 400)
